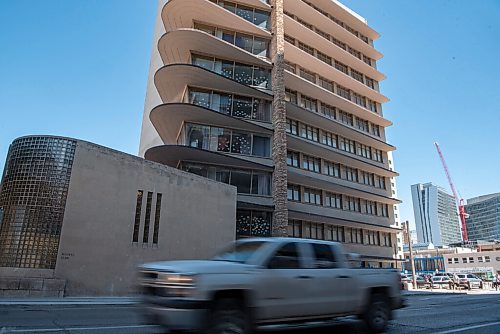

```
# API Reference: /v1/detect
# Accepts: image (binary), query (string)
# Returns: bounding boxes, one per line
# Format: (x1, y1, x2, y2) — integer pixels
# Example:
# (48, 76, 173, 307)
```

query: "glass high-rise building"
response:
(411, 183, 462, 246)
(465, 193, 500, 241)
(139, 0, 400, 266)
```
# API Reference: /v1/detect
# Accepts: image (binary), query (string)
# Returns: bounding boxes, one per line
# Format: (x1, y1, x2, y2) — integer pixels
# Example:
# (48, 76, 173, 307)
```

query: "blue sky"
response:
(1, 1, 499, 227)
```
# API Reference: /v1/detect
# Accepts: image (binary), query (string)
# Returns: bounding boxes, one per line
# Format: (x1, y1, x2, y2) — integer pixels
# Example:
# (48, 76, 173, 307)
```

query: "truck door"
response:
(254, 241, 314, 321)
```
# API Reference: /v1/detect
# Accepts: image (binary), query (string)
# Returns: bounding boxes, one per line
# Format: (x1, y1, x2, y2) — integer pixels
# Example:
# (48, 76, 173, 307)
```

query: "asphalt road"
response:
(1, 292, 500, 333)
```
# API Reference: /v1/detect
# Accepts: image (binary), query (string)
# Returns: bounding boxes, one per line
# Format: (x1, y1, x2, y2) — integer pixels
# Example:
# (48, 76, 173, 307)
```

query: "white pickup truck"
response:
(139, 237, 404, 333)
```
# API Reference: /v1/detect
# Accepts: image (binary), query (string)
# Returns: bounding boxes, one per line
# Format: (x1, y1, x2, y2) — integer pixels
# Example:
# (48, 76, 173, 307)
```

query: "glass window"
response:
(268, 243, 301, 269)
(253, 9, 270, 29)
(230, 170, 252, 194)
(251, 172, 271, 196)
(253, 37, 269, 57)
(192, 54, 214, 71)
(252, 136, 270, 157)
(189, 89, 211, 108)
(312, 243, 337, 268)
(219, 59, 234, 79)
(235, 5, 253, 22)
(287, 184, 301, 201)
(187, 124, 210, 150)
(304, 187, 322, 205)
(252, 99, 271, 122)
(287, 151, 299, 167)
(211, 92, 232, 114)
(210, 127, 231, 152)
(231, 132, 252, 155)
(325, 192, 342, 209)
(234, 62, 253, 85)
(232, 95, 253, 119)
(253, 67, 271, 89)
(222, 30, 235, 44)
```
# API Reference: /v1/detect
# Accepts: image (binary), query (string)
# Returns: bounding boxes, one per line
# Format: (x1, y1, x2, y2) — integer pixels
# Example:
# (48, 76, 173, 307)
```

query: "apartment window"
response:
(304, 187, 322, 205)
(478, 256, 484, 263)
(302, 154, 321, 173)
(317, 51, 332, 65)
(346, 25, 359, 37)
(357, 143, 372, 159)
(361, 171, 375, 186)
(352, 92, 366, 108)
(315, 28, 330, 40)
(285, 88, 298, 104)
(485, 256, 491, 262)
(152, 193, 162, 244)
(356, 118, 369, 133)
(288, 220, 302, 237)
(299, 68, 316, 83)
(132, 190, 143, 242)
(365, 77, 375, 89)
(324, 161, 341, 178)
(375, 175, 386, 189)
(371, 124, 381, 137)
(325, 225, 344, 242)
(300, 123, 319, 142)
(347, 196, 361, 212)
(297, 17, 313, 29)
(380, 232, 391, 247)
(318, 76, 334, 92)
(336, 85, 351, 100)
(447, 258, 453, 264)
(334, 61, 349, 75)
(320, 130, 337, 148)
(348, 47, 362, 60)
(287, 151, 300, 167)
(373, 149, 383, 163)
(284, 34, 296, 45)
(351, 69, 364, 83)
(298, 41, 315, 56)
(300, 95, 317, 112)
(331, 36, 346, 50)
(143, 192, 153, 243)
(469, 257, 474, 263)
(363, 55, 373, 66)
(367, 99, 378, 113)
(325, 192, 342, 209)
(320, 103, 336, 119)
(462, 258, 468, 264)
(284, 61, 296, 74)
(286, 119, 299, 135)
(287, 184, 301, 201)
(304, 222, 323, 240)
(339, 110, 354, 126)
(380, 204, 389, 217)
(365, 200, 377, 215)
(345, 166, 358, 182)
(340, 137, 356, 154)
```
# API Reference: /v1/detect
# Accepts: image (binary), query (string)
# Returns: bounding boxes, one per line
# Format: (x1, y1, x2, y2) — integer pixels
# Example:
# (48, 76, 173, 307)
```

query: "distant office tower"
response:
(411, 183, 461, 246)
(139, 0, 400, 266)
(465, 193, 500, 241)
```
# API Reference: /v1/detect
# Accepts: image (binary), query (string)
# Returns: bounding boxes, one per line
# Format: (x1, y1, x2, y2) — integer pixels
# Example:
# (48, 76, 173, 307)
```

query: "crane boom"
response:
(434, 142, 468, 241)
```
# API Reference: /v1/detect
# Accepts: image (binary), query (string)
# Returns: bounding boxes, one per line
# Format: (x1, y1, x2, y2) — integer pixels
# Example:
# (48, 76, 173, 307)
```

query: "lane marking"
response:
(433, 321, 500, 334)
(0, 324, 159, 333)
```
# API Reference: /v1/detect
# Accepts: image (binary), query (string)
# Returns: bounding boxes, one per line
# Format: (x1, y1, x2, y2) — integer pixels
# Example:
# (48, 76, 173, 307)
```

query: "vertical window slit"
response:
(143, 192, 153, 243)
(132, 190, 143, 242)
(153, 193, 162, 244)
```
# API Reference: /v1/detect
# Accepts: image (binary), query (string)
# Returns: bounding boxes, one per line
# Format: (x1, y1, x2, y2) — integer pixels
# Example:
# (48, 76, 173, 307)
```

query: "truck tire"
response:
(207, 299, 251, 334)
(363, 293, 391, 333)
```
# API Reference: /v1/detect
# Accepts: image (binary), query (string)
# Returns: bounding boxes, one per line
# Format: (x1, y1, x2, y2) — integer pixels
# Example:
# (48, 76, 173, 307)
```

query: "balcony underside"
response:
(154, 64, 272, 103)
(145, 145, 273, 172)
(158, 29, 271, 67)
(161, 0, 271, 38)
(150, 103, 273, 144)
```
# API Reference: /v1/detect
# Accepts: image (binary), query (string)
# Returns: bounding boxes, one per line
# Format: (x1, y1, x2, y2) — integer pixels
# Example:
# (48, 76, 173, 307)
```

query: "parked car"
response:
(433, 272, 458, 288)
(138, 238, 405, 333)
(431, 276, 454, 289)
(455, 273, 483, 289)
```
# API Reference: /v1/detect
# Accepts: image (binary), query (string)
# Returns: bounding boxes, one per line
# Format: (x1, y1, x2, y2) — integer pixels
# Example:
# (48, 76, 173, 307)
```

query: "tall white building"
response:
(411, 182, 461, 246)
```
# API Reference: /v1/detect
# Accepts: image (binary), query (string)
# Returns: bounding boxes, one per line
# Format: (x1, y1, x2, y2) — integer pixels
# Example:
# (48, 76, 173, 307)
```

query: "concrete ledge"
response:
(0, 277, 65, 298)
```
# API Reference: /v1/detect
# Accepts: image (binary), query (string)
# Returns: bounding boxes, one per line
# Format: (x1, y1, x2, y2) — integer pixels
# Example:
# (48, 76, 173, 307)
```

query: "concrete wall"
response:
(55, 141, 236, 296)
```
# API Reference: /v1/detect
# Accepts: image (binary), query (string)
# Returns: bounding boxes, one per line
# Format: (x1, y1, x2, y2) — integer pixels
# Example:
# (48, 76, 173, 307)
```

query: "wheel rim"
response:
(371, 302, 388, 328)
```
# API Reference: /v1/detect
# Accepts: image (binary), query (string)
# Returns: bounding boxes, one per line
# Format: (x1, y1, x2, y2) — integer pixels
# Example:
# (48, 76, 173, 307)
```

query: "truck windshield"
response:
(211, 241, 267, 263)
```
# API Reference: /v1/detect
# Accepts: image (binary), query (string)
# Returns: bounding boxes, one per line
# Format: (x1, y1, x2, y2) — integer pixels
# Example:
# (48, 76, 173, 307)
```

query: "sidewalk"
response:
(403, 288, 500, 296)
(0, 297, 140, 305)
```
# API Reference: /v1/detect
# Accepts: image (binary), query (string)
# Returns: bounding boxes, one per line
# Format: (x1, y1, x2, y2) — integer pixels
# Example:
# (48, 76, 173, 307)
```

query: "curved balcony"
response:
(284, 71, 392, 127)
(284, 1, 382, 60)
(145, 145, 273, 172)
(154, 64, 272, 103)
(284, 16, 385, 82)
(287, 167, 400, 205)
(161, 0, 271, 38)
(287, 135, 397, 178)
(286, 102, 394, 151)
(158, 29, 271, 67)
(150, 103, 272, 144)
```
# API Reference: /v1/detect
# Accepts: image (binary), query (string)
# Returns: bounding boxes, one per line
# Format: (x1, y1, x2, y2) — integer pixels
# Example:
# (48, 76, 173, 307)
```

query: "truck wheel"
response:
(363, 294, 391, 333)
(207, 299, 251, 334)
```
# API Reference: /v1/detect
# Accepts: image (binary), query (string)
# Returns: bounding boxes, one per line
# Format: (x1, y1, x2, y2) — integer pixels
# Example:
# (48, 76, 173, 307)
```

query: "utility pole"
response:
(407, 220, 417, 289)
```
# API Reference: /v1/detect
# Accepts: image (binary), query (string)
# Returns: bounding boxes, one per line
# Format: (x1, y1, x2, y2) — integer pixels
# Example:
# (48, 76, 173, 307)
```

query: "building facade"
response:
(0, 136, 236, 296)
(139, 0, 400, 266)
(411, 183, 461, 247)
(465, 193, 500, 241)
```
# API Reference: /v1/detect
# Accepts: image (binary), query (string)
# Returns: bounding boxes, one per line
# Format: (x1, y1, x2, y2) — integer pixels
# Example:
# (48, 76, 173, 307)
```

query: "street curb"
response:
(0, 297, 140, 305)
(402, 291, 466, 296)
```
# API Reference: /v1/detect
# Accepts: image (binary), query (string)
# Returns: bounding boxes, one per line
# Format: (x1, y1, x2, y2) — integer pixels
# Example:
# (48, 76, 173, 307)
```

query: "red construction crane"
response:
(434, 142, 468, 241)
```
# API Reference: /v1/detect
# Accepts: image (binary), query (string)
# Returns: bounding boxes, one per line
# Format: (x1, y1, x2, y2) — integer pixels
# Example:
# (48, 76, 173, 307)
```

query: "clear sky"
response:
(1, 1, 499, 228)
